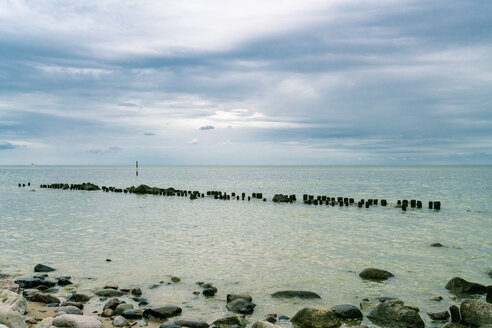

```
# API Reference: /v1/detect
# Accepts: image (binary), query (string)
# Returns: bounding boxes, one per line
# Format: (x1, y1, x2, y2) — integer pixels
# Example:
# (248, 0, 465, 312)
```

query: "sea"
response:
(0, 165, 491, 326)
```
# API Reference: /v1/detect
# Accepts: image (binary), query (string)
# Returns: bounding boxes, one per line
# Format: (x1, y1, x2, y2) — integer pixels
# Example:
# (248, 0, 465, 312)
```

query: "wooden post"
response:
(136, 161, 139, 176)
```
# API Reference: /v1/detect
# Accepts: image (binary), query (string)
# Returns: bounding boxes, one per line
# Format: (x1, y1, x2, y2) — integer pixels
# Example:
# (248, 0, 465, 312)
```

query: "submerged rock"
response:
(291, 306, 340, 328)
(226, 298, 256, 314)
(121, 309, 143, 319)
(227, 294, 252, 303)
(445, 277, 487, 295)
(14, 278, 56, 289)
(29, 292, 60, 304)
(359, 268, 394, 281)
(330, 304, 363, 320)
(367, 301, 424, 328)
(69, 293, 90, 303)
(460, 299, 492, 326)
(449, 305, 461, 323)
(271, 290, 321, 299)
(94, 289, 125, 297)
(34, 264, 56, 273)
(143, 305, 182, 319)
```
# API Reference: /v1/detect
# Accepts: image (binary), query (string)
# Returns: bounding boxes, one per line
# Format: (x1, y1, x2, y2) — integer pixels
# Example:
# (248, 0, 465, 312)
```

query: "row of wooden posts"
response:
(33, 182, 441, 210)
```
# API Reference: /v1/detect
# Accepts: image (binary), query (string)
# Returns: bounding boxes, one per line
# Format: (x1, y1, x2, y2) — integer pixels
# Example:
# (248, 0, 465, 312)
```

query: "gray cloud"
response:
(199, 125, 214, 130)
(0, 142, 17, 150)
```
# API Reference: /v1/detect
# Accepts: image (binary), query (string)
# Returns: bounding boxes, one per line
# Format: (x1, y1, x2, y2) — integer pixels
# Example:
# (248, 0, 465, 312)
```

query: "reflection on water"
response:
(0, 166, 491, 325)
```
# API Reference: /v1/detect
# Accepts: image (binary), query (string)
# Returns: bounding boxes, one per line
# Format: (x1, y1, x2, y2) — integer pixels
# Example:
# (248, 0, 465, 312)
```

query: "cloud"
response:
(199, 125, 214, 130)
(0, 141, 17, 150)
(87, 146, 123, 154)
(143, 132, 155, 136)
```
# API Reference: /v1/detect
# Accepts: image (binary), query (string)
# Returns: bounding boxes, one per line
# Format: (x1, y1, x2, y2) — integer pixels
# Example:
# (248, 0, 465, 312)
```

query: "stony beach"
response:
(1, 263, 491, 328)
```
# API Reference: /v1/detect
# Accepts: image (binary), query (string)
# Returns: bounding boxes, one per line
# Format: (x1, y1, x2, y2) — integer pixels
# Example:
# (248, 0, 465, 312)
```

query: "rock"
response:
(131, 288, 142, 297)
(226, 294, 252, 303)
(489, 271, 492, 279)
(0, 289, 27, 314)
(159, 324, 180, 328)
(134, 320, 147, 327)
(0, 324, 9, 328)
(202, 288, 215, 297)
(428, 311, 450, 321)
(24, 317, 37, 324)
(114, 304, 133, 315)
(277, 315, 289, 321)
(101, 309, 113, 317)
(69, 294, 90, 303)
(53, 314, 103, 328)
(39, 317, 54, 326)
(33, 274, 48, 279)
(264, 315, 276, 324)
(431, 243, 446, 247)
(103, 298, 120, 311)
(460, 299, 492, 326)
(359, 268, 394, 281)
(330, 304, 363, 320)
(291, 306, 340, 328)
(445, 277, 487, 295)
(173, 318, 209, 328)
(55, 312, 68, 318)
(143, 305, 182, 319)
(449, 305, 461, 323)
(57, 279, 72, 286)
(271, 290, 321, 299)
(94, 289, 125, 297)
(121, 309, 143, 319)
(0, 280, 20, 293)
(251, 321, 278, 328)
(213, 315, 248, 328)
(104, 283, 118, 290)
(30, 292, 60, 304)
(488, 285, 492, 303)
(429, 296, 443, 302)
(112, 316, 129, 327)
(360, 301, 377, 310)
(170, 277, 180, 283)
(14, 278, 56, 289)
(34, 264, 56, 273)
(226, 298, 256, 314)
(441, 324, 466, 328)
(60, 302, 84, 310)
(0, 305, 29, 328)
(367, 301, 424, 328)
(56, 306, 83, 315)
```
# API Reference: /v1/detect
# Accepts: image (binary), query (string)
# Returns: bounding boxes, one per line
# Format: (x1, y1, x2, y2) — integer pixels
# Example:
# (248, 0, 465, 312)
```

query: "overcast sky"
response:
(1, 0, 491, 165)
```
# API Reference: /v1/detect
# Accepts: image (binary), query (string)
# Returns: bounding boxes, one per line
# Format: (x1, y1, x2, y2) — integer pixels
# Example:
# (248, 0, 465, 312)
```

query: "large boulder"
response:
(460, 299, 492, 326)
(0, 305, 28, 328)
(359, 268, 394, 281)
(367, 301, 424, 328)
(291, 306, 340, 328)
(0, 289, 27, 315)
(213, 315, 248, 328)
(143, 305, 182, 319)
(173, 318, 209, 328)
(271, 290, 321, 299)
(445, 277, 487, 295)
(0, 281, 20, 293)
(34, 264, 56, 273)
(226, 298, 255, 314)
(330, 304, 363, 320)
(53, 315, 103, 328)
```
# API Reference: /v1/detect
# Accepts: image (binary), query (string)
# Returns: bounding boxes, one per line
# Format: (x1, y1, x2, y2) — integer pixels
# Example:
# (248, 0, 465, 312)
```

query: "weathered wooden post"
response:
(433, 201, 441, 210)
(136, 161, 138, 176)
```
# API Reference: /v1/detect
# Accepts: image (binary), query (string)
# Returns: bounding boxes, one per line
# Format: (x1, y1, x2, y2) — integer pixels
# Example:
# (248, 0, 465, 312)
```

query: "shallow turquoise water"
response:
(0, 166, 491, 325)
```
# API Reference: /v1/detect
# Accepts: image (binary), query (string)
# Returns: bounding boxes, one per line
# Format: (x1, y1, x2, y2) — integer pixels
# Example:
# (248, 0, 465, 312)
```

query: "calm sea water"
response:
(0, 166, 491, 326)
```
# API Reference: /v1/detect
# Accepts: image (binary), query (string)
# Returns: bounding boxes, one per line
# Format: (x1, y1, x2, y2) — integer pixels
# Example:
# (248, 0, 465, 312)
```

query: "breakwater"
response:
(33, 182, 442, 211)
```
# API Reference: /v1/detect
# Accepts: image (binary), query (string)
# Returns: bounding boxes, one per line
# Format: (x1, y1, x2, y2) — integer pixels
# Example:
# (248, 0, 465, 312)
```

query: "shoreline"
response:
(1, 265, 491, 328)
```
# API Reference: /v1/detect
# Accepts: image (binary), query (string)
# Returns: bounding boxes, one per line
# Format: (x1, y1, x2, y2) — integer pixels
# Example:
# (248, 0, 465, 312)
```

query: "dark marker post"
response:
(136, 161, 138, 176)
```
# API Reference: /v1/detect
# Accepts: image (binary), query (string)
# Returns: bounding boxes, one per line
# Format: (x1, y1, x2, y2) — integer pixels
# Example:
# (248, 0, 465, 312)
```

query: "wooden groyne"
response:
(37, 182, 442, 211)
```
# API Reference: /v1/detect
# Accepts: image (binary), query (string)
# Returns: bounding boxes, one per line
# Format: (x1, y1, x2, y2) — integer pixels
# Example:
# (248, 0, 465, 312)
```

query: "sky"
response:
(0, 0, 491, 165)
